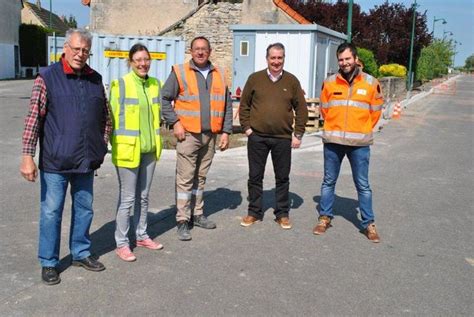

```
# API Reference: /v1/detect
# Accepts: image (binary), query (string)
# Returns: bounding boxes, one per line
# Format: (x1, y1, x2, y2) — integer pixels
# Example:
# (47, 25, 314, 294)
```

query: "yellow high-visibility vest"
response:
(110, 72, 162, 168)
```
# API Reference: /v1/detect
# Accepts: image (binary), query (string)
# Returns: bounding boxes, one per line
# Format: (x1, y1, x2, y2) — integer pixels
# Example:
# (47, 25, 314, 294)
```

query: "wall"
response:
(88, 0, 303, 86)
(0, 0, 21, 44)
(90, 0, 199, 35)
(21, 7, 43, 27)
(379, 76, 406, 101)
(161, 2, 243, 85)
(0, 0, 22, 79)
(241, 0, 296, 25)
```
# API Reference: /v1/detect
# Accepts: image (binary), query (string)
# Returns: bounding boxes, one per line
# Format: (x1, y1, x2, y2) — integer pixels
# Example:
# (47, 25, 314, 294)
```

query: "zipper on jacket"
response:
(142, 81, 153, 142)
(344, 78, 354, 143)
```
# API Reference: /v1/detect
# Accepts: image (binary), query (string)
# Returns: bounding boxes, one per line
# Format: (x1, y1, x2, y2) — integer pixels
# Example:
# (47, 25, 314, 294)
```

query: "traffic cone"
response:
(392, 101, 402, 119)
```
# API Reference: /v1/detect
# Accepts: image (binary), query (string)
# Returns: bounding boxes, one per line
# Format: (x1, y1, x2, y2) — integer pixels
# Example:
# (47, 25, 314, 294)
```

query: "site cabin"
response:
(230, 24, 346, 130)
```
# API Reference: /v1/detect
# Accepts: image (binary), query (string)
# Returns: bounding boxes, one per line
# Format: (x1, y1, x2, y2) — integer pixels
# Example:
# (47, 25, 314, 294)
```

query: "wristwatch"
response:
(293, 133, 303, 140)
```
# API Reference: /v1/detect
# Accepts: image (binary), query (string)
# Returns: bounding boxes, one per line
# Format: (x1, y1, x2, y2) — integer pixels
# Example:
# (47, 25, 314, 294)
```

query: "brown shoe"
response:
(365, 223, 380, 243)
(313, 216, 332, 235)
(275, 217, 292, 230)
(240, 215, 260, 227)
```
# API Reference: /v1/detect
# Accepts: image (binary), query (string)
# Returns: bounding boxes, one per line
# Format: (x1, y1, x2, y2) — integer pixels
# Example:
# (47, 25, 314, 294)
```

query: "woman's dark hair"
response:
(129, 43, 150, 60)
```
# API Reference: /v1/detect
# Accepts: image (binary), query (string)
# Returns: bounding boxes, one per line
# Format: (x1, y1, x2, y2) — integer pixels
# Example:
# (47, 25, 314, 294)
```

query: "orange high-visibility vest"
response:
(320, 72, 384, 146)
(173, 62, 226, 133)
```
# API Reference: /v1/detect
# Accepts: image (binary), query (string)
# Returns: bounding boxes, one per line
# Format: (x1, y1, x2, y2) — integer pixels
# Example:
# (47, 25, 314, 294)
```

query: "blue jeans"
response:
(319, 143, 374, 228)
(39, 171, 94, 267)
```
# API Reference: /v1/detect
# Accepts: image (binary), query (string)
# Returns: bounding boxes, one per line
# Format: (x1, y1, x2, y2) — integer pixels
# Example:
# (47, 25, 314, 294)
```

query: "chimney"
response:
(36, 0, 42, 8)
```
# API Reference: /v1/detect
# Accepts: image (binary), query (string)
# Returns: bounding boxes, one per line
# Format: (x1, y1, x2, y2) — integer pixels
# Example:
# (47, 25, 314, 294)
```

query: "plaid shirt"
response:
(22, 58, 112, 156)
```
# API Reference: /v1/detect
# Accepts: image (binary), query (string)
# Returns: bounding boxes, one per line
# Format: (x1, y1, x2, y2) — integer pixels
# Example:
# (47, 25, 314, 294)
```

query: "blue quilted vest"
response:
(39, 61, 107, 173)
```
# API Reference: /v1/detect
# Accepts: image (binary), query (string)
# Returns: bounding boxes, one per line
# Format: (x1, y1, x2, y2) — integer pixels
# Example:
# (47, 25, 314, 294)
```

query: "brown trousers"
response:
(175, 132, 216, 222)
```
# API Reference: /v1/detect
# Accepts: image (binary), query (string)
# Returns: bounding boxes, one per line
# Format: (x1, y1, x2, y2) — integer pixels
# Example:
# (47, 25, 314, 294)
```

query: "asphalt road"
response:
(0, 75, 472, 316)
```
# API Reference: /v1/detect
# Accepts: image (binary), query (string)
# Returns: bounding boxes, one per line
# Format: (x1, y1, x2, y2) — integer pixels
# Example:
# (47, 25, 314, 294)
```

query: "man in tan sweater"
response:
(239, 42, 308, 229)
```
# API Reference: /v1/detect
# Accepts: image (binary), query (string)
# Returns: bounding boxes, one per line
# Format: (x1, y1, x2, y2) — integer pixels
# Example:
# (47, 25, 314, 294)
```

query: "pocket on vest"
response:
(53, 134, 83, 170)
(115, 136, 137, 161)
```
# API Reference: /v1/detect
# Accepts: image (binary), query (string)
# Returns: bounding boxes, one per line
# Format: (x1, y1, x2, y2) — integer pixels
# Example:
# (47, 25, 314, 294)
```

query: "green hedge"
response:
(416, 40, 453, 82)
(357, 47, 379, 77)
(19, 24, 51, 67)
(379, 64, 407, 77)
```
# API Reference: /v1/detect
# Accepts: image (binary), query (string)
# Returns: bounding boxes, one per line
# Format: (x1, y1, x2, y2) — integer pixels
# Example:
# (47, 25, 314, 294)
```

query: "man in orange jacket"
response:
(313, 42, 384, 242)
(161, 37, 233, 241)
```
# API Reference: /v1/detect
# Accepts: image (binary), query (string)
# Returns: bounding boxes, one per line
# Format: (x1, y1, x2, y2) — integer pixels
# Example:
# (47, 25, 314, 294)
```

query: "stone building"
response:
(82, 0, 310, 83)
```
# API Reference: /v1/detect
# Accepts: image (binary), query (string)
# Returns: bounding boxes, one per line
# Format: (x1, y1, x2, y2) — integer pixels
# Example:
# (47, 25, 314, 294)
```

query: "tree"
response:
(19, 24, 49, 67)
(416, 40, 453, 82)
(465, 54, 474, 71)
(359, 2, 431, 67)
(357, 47, 378, 77)
(285, 0, 366, 39)
(284, 1, 432, 68)
(64, 15, 77, 28)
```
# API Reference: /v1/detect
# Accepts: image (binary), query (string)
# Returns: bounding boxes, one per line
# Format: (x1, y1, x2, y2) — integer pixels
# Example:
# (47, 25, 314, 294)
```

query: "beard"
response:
(341, 63, 357, 74)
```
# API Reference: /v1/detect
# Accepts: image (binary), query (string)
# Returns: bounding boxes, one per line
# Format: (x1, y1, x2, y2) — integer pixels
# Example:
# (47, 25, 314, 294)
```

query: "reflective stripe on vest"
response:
(322, 130, 374, 146)
(115, 78, 161, 137)
(173, 62, 226, 133)
(324, 99, 371, 110)
(323, 130, 371, 140)
(115, 78, 139, 137)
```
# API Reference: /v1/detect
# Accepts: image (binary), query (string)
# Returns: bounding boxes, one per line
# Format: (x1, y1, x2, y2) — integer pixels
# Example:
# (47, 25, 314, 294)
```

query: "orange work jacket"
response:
(320, 71, 384, 146)
(172, 62, 226, 133)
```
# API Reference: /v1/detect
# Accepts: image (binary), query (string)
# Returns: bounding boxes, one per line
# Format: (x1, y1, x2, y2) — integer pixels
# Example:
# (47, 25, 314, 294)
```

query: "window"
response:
(240, 41, 249, 56)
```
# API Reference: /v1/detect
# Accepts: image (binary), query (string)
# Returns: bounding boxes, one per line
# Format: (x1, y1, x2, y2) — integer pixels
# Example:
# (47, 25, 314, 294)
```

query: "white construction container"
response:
(230, 24, 346, 98)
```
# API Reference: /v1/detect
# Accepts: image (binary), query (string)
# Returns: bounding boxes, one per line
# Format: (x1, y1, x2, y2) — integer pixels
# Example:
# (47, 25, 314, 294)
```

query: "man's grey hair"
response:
(266, 42, 285, 58)
(65, 28, 92, 45)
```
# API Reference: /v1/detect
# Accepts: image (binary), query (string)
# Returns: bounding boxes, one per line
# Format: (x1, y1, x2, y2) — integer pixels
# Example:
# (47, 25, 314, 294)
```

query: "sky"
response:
(41, 0, 473, 66)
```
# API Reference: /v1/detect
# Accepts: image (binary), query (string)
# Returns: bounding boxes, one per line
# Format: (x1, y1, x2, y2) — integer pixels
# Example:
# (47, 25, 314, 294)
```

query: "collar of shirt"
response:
(338, 66, 359, 85)
(189, 59, 214, 71)
(61, 54, 94, 75)
(267, 69, 283, 82)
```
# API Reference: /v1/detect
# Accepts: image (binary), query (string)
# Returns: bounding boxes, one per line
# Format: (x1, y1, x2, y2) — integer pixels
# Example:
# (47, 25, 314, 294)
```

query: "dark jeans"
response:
(247, 133, 291, 219)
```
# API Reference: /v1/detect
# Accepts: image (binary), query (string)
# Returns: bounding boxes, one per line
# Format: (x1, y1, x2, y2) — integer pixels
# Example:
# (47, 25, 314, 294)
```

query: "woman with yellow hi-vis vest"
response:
(109, 44, 163, 262)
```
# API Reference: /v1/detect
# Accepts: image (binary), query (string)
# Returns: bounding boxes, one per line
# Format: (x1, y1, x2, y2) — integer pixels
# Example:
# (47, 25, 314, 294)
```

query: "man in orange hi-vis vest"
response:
(161, 36, 233, 241)
(313, 42, 384, 243)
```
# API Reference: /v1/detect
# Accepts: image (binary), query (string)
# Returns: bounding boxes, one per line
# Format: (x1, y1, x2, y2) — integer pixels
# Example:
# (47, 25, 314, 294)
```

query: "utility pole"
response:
(432, 16, 446, 38)
(407, 0, 417, 91)
(49, 0, 52, 30)
(347, 0, 353, 43)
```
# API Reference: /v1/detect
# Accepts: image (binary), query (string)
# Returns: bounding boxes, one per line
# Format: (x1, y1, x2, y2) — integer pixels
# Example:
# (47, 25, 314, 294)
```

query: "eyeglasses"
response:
(132, 58, 151, 64)
(66, 44, 90, 56)
(192, 48, 210, 53)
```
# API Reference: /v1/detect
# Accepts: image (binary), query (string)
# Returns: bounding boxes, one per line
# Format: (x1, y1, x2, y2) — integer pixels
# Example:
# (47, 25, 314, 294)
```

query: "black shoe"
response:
(41, 267, 60, 285)
(193, 215, 216, 229)
(177, 221, 192, 241)
(72, 256, 105, 272)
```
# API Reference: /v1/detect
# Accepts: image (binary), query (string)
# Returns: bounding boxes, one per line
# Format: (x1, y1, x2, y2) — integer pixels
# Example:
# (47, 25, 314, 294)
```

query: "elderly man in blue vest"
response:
(20, 29, 111, 285)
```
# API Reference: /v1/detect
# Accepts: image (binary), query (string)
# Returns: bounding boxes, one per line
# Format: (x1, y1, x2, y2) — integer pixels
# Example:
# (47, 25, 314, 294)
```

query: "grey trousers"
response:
(115, 152, 157, 248)
(175, 132, 216, 222)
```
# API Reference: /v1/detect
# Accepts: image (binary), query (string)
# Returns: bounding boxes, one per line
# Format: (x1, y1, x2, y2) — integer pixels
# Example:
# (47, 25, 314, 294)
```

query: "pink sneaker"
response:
(136, 238, 163, 250)
(115, 246, 136, 262)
